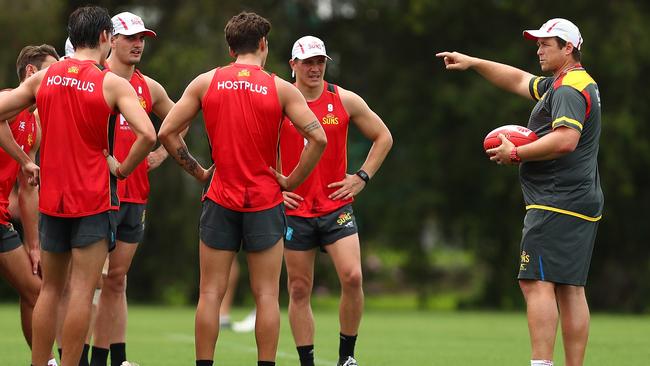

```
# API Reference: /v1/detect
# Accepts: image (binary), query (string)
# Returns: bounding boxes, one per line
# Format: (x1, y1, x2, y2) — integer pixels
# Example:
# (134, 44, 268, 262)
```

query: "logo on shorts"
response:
(336, 212, 352, 226)
(285, 226, 294, 241)
(520, 250, 530, 271)
(141, 209, 146, 229)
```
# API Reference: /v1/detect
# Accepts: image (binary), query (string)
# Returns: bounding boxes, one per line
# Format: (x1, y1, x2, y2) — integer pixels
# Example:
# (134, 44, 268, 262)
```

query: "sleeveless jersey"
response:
(280, 82, 352, 217)
(36, 58, 118, 217)
(0, 109, 37, 224)
(109, 68, 153, 203)
(201, 63, 284, 212)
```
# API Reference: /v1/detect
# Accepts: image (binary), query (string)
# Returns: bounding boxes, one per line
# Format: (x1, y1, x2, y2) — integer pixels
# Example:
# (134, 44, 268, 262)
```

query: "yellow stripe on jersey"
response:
(552, 116, 583, 131)
(532, 77, 543, 100)
(561, 70, 595, 92)
(526, 205, 602, 222)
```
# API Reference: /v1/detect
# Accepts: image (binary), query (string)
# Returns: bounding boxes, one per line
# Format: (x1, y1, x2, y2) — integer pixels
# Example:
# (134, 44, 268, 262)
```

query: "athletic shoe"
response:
(220, 315, 232, 330)
(232, 309, 256, 333)
(337, 356, 358, 366)
(120, 362, 139, 366)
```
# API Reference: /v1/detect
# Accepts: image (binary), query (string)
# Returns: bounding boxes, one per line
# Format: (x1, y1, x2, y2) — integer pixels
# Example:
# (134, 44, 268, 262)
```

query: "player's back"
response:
(201, 63, 283, 211)
(36, 58, 117, 217)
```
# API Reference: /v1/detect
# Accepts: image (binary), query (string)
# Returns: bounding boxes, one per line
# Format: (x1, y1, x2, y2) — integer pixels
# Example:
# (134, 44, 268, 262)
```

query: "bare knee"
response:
(104, 268, 128, 294)
(340, 268, 363, 291)
(288, 276, 313, 305)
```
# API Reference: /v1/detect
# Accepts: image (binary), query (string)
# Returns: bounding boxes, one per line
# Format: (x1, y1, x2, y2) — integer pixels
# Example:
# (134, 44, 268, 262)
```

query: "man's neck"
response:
(234, 54, 264, 67)
(107, 57, 136, 80)
(296, 80, 324, 102)
(553, 60, 580, 78)
(72, 48, 105, 64)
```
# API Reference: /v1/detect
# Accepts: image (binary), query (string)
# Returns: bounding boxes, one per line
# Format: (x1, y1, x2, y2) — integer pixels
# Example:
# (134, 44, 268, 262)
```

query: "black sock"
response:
(79, 344, 90, 366)
(196, 360, 213, 366)
(110, 343, 127, 365)
(339, 333, 357, 361)
(57, 348, 63, 360)
(258, 362, 275, 366)
(89, 346, 108, 366)
(297, 345, 315, 366)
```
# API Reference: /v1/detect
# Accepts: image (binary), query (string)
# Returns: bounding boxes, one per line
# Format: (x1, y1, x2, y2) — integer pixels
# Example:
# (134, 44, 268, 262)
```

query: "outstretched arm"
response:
(158, 72, 213, 182)
(436, 51, 535, 99)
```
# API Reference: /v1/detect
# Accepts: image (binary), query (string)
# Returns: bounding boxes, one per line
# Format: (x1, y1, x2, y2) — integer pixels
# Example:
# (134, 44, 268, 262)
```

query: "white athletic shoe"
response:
(47, 358, 58, 366)
(232, 309, 256, 333)
(337, 356, 358, 366)
(120, 362, 140, 366)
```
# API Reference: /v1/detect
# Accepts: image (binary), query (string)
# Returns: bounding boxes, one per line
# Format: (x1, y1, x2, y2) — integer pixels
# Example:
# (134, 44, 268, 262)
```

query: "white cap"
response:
(523, 18, 583, 50)
(64, 37, 74, 57)
(291, 36, 331, 60)
(111, 12, 156, 37)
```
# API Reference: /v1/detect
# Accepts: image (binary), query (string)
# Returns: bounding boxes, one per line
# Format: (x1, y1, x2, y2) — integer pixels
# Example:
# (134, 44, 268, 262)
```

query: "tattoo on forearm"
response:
(303, 120, 321, 132)
(176, 146, 199, 176)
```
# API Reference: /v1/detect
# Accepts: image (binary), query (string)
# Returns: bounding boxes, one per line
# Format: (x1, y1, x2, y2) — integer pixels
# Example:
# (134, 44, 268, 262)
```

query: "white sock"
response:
(47, 358, 59, 366)
(531, 360, 553, 366)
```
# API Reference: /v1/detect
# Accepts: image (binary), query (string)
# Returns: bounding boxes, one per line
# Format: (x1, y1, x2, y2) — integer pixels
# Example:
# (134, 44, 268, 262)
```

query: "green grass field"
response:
(1, 303, 649, 365)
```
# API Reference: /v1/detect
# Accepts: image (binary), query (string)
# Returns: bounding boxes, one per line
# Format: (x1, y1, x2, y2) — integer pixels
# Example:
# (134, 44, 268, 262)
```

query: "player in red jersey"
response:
(158, 12, 327, 366)
(280, 36, 392, 366)
(0, 44, 59, 366)
(0, 6, 156, 366)
(88, 12, 175, 366)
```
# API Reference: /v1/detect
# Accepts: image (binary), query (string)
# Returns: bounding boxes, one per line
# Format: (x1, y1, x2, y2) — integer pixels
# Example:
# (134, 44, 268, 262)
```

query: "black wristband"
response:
(355, 169, 370, 183)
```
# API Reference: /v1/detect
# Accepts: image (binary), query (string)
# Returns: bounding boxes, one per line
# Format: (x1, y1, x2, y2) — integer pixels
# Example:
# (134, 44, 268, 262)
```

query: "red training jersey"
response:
(36, 58, 118, 217)
(109, 68, 153, 204)
(280, 82, 351, 217)
(0, 109, 37, 224)
(201, 63, 284, 212)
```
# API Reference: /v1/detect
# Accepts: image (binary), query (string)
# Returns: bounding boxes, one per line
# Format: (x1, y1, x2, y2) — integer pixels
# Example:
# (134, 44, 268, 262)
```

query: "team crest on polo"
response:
(238, 69, 251, 77)
(67, 66, 79, 74)
(322, 113, 339, 125)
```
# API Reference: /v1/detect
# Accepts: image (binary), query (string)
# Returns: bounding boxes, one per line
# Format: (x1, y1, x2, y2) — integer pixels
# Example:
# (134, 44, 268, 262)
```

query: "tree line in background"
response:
(1, 0, 648, 312)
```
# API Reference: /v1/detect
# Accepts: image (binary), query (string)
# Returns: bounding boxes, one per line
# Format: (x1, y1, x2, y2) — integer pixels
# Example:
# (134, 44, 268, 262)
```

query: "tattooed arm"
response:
(158, 71, 213, 182)
(274, 79, 327, 191)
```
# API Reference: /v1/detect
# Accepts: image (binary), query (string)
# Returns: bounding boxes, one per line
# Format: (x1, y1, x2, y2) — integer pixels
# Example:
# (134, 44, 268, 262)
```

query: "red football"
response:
(483, 125, 538, 151)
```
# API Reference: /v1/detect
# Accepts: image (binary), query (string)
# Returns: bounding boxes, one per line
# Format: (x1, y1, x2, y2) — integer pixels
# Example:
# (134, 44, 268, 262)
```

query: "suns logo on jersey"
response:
(67, 66, 79, 74)
(238, 69, 251, 77)
(321, 113, 339, 125)
(138, 96, 147, 110)
(27, 133, 34, 147)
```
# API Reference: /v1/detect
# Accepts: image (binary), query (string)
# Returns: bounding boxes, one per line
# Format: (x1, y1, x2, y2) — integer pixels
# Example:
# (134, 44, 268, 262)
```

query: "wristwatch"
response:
(355, 169, 370, 183)
(510, 147, 522, 163)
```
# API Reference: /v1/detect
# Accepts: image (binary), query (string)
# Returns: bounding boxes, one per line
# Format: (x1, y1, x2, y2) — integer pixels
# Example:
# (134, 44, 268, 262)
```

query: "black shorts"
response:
(517, 209, 598, 286)
(0, 223, 22, 253)
(40, 211, 117, 253)
(199, 199, 286, 252)
(115, 203, 146, 243)
(285, 204, 358, 251)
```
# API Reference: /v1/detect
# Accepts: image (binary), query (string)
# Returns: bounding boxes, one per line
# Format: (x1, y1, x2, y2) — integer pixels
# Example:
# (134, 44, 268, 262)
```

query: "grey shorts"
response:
(285, 204, 358, 251)
(40, 211, 117, 253)
(199, 199, 286, 252)
(0, 223, 22, 253)
(115, 203, 146, 243)
(517, 209, 598, 286)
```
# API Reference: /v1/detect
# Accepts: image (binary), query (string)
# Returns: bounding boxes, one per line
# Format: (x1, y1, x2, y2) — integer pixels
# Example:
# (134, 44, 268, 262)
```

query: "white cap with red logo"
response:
(523, 18, 583, 50)
(291, 36, 332, 60)
(111, 12, 157, 37)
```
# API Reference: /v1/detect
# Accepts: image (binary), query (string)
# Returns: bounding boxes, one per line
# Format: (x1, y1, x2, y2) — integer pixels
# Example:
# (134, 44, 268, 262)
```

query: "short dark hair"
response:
(555, 36, 581, 62)
(224, 12, 271, 55)
(68, 6, 113, 50)
(16, 44, 60, 82)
